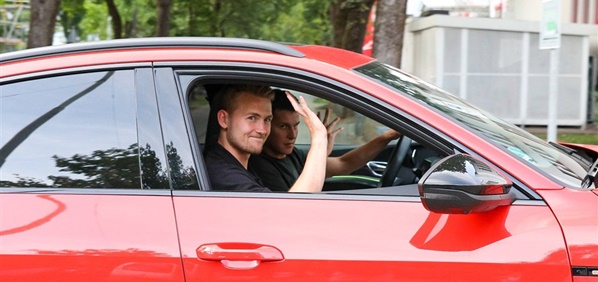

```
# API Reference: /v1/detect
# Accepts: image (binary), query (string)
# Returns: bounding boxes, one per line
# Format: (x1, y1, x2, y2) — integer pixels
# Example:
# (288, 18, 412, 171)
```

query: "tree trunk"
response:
(106, 0, 122, 39)
(27, 0, 62, 48)
(329, 0, 375, 53)
(124, 7, 138, 38)
(372, 0, 407, 68)
(156, 0, 172, 36)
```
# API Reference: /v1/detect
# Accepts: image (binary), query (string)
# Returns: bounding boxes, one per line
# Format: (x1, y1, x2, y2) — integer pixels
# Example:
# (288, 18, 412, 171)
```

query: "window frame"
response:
(0, 63, 172, 195)
(159, 62, 540, 201)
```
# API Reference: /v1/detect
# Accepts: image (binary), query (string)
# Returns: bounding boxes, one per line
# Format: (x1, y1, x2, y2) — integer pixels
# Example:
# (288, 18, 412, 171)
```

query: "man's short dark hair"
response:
(272, 89, 298, 112)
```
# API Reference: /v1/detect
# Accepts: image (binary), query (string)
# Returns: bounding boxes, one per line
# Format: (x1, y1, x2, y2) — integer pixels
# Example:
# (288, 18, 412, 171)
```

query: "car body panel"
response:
(0, 192, 183, 281)
(561, 142, 598, 160)
(537, 188, 598, 267)
(291, 44, 375, 69)
(173, 195, 570, 281)
(560, 143, 598, 154)
(1, 38, 597, 280)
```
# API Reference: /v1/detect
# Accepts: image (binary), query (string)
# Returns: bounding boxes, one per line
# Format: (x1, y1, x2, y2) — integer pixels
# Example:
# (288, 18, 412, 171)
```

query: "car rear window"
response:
(0, 70, 141, 188)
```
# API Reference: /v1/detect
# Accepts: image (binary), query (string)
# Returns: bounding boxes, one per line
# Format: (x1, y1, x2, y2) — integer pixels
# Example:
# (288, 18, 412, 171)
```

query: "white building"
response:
(402, 0, 598, 128)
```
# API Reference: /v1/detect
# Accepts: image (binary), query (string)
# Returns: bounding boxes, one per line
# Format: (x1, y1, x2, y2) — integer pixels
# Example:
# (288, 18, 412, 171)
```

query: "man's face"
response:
(221, 92, 272, 156)
(263, 109, 300, 159)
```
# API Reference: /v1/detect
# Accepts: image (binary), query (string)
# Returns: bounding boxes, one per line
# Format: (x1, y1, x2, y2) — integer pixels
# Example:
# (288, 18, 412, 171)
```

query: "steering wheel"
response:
(378, 135, 412, 187)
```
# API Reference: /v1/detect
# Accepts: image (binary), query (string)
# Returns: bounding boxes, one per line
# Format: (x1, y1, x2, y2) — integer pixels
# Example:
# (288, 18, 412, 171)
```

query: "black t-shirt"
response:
(248, 148, 307, 192)
(205, 143, 271, 192)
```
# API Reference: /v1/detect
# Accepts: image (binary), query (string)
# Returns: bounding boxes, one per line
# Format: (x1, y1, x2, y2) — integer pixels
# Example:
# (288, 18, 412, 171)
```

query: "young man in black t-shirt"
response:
(205, 84, 329, 193)
(249, 90, 400, 191)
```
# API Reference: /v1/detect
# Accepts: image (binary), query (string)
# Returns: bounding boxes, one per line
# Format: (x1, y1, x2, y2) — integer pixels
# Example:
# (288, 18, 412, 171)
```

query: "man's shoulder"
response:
(289, 147, 307, 165)
(205, 144, 270, 192)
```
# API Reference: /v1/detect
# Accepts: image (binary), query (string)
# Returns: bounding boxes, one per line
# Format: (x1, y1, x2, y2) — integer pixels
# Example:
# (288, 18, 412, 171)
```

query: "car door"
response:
(0, 67, 184, 281)
(154, 66, 572, 281)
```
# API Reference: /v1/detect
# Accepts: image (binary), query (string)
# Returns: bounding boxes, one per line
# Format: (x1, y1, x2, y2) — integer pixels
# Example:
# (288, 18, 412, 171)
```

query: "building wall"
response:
(406, 15, 595, 126)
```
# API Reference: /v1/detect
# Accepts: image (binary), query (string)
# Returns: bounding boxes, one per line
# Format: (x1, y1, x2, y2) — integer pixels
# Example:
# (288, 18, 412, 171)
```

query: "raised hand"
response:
(285, 92, 327, 141)
(317, 108, 343, 156)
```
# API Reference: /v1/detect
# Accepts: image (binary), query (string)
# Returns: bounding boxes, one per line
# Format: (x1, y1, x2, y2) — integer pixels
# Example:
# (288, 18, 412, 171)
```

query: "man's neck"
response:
(218, 140, 250, 169)
(263, 147, 286, 160)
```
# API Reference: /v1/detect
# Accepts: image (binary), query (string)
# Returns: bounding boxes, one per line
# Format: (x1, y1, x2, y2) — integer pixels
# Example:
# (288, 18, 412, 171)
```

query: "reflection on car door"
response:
(173, 194, 569, 281)
(0, 68, 184, 281)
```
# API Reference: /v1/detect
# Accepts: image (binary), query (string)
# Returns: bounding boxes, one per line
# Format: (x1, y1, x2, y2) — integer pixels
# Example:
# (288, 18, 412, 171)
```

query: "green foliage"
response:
(261, 0, 332, 45)
(60, 0, 86, 41)
(70, 0, 331, 44)
(78, 1, 109, 39)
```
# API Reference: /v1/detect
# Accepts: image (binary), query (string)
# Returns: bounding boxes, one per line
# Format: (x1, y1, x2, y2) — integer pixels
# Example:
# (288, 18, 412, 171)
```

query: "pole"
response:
(547, 49, 559, 142)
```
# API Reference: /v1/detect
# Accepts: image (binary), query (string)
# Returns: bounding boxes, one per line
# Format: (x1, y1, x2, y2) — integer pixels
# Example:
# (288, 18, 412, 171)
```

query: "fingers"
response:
(287, 94, 316, 122)
(323, 108, 331, 124)
(297, 96, 312, 117)
(286, 92, 305, 116)
(383, 129, 401, 140)
(330, 126, 344, 136)
(327, 116, 341, 130)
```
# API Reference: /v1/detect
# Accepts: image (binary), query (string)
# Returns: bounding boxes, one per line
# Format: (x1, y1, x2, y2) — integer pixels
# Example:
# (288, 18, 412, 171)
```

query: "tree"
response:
(169, 0, 296, 38)
(372, 0, 407, 67)
(60, 0, 86, 42)
(66, 0, 330, 44)
(329, 0, 375, 52)
(261, 0, 332, 45)
(105, 0, 123, 38)
(156, 0, 171, 36)
(28, 0, 62, 48)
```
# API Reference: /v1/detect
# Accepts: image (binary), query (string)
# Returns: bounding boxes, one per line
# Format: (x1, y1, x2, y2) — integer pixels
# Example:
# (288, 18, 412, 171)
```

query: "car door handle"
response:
(196, 243, 284, 270)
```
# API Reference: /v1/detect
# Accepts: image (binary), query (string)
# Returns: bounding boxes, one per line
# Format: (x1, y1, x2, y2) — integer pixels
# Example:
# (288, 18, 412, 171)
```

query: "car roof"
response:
(0, 37, 375, 72)
(0, 37, 305, 62)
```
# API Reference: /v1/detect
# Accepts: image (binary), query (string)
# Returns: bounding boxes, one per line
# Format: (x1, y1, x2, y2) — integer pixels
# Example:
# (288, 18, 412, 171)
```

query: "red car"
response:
(1, 38, 597, 281)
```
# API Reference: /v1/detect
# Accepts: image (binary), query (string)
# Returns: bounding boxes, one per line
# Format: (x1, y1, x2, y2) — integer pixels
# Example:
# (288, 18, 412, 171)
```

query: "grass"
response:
(533, 133, 598, 145)
(532, 91, 598, 145)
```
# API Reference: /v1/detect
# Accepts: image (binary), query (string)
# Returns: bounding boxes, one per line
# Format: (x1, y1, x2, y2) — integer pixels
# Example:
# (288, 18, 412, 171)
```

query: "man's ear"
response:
(217, 109, 229, 129)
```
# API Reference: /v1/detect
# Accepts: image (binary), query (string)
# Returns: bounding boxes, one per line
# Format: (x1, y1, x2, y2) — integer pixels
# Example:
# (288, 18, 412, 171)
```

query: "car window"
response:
(183, 79, 446, 195)
(286, 91, 392, 146)
(0, 70, 141, 188)
(356, 62, 587, 188)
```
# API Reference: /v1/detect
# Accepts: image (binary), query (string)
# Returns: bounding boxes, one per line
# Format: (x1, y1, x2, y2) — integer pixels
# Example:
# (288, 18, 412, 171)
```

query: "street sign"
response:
(540, 0, 561, 142)
(540, 0, 561, 50)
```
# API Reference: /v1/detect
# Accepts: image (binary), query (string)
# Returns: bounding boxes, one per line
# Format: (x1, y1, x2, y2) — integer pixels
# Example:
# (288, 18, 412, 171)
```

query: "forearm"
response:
(286, 94, 329, 193)
(289, 135, 327, 193)
(326, 132, 397, 176)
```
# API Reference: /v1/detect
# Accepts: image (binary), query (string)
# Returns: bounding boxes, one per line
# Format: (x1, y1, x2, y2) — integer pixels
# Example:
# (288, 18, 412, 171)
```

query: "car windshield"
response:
(355, 62, 587, 189)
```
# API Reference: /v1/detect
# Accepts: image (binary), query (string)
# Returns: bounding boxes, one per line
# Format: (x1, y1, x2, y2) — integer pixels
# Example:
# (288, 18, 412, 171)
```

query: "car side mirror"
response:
(418, 154, 515, 214)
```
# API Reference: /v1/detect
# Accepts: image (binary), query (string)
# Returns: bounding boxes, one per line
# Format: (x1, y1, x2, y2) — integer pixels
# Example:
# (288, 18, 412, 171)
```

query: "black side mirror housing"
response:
(418, 154, 515, 214)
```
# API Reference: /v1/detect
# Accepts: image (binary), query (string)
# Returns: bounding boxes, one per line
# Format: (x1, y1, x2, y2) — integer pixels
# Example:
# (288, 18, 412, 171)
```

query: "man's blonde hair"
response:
(217, 84, 274, 113)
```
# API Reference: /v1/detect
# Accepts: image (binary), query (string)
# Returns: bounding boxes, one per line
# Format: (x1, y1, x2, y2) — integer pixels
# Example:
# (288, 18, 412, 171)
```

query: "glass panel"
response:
(286, 91, 390, 146)
(355, 62, 587, 188)
(0, 70, 140, 188)
(155, 69, 200, 190)
(468, 75, 521, 117)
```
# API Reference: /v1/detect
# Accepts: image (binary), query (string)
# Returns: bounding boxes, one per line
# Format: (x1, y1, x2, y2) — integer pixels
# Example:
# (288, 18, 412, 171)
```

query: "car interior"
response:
(186, 81, 448, 196)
